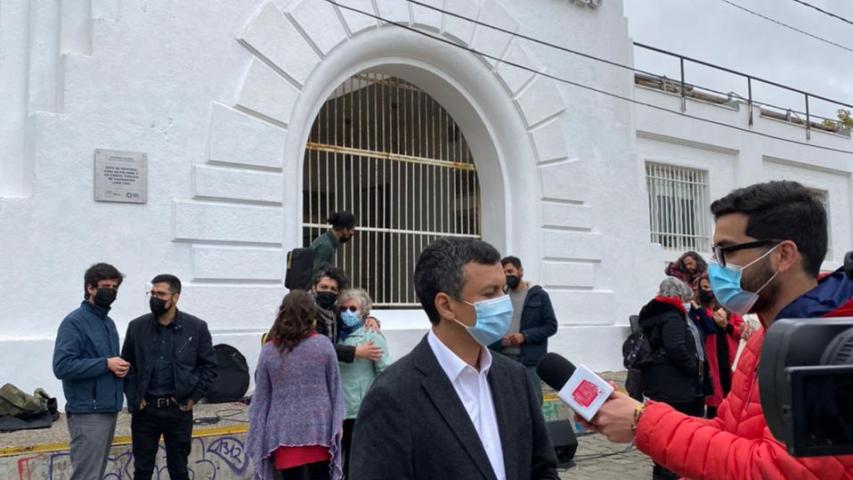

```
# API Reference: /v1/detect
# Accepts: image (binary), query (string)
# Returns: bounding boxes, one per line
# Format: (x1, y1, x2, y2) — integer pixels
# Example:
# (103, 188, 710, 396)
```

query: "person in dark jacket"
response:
(489, 256, 558, 406)
(53, 262, 128, 480)
(638, 277, 705, 480)
(121, 274, 217, 480)
(309, 211, 356, 270)
(309, 266, 382, 364)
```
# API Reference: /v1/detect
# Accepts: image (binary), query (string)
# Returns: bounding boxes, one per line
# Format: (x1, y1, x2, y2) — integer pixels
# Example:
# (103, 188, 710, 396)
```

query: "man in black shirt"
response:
(121, 274, 217, 480)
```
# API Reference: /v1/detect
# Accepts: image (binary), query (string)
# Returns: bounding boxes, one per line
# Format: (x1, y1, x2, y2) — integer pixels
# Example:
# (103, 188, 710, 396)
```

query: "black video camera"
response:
(759, 251, 853, 457)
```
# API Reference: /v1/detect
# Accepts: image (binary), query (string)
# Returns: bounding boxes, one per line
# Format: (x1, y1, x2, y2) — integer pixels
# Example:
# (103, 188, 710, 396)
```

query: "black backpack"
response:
(285, 248, 314, 290)
(205, 344, 250, 403)
(622, 332, 656, 370)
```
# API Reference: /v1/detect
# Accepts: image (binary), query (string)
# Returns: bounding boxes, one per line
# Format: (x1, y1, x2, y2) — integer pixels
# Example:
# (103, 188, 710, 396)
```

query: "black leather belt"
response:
(146, 396, 177, 409)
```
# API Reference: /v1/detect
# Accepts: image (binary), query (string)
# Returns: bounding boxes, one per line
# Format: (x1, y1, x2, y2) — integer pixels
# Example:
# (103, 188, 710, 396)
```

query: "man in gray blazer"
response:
(351, 238, 558, 480)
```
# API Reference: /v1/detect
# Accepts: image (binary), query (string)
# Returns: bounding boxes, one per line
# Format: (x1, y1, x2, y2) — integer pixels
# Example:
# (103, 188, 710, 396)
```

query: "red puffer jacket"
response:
(635, 268, 853, 480)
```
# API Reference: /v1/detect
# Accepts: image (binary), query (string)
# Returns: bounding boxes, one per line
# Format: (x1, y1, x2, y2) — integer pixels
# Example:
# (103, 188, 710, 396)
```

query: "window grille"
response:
(645, 162, 711, 253)
(303, 74, 481, 307)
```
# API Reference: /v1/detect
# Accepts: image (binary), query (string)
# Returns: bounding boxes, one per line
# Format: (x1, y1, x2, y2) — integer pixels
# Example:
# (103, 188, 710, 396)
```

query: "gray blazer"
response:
(350, 335, 559, 480)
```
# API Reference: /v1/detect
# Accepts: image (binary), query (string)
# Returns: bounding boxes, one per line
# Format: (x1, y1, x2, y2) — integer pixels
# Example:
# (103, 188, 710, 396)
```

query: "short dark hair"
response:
(328, 211, 356, 230)
(501, 256, 522, 269)
(310, 265, 350, 290)
(151, 274, 182, 294)
(83, 263, 124, 297)
(414, 237, 501, 325)
(710, 180, 827, 276)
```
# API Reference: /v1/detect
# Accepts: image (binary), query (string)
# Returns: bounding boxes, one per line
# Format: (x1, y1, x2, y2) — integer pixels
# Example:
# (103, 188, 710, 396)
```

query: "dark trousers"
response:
(277, 461, 330, 480)
(652, 398, 704, 480)
(131, 405, 193, 480)
(342, 418, 356, 477)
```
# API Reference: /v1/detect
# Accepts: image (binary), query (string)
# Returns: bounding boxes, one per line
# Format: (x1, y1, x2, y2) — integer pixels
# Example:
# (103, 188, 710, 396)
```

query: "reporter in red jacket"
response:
(584, 181, 853, 479)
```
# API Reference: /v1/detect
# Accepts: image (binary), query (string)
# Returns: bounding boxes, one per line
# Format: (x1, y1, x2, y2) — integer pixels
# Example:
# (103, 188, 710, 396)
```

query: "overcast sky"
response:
(623, 0, 853, 120)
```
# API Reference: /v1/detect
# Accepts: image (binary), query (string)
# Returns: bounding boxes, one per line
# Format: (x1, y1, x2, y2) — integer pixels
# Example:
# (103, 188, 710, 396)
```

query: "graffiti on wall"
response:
(6, 434, 251, 480)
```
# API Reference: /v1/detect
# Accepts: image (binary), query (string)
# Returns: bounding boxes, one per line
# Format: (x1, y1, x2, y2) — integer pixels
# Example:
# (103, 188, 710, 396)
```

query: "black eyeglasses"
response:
(712, 239, 780, 267)
(339, 306, 358, 313)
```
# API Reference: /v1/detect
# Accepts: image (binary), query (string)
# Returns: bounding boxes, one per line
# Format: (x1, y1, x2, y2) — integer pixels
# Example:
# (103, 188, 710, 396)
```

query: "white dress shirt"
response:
(428, 330, 506, 480)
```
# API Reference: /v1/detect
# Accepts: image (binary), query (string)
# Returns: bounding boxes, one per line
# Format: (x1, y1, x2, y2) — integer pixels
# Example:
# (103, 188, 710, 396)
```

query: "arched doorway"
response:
(303, 73, 481, 307)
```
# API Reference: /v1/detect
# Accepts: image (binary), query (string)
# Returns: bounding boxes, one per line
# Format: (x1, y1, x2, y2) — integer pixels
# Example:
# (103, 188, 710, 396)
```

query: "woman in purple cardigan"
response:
(248, 290, 345, 480)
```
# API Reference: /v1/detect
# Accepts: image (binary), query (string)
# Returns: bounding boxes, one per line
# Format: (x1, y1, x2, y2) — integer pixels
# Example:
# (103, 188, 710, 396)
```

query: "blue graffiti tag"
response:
(206, 436, 248, 474)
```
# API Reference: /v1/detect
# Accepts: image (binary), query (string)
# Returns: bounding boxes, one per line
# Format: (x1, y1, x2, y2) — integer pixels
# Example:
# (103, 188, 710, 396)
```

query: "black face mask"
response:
(93, 288, 117, 308)
(149, 297, 170, 318)
(340, 233, 352, 244)
(315, 291, 338, 310)
(699, 289, 715, 304)
(506, 275, 521, 290)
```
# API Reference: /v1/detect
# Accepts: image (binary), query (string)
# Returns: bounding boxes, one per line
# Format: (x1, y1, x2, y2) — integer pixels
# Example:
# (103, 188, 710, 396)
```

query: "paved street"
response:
(559, 432, 653, 480)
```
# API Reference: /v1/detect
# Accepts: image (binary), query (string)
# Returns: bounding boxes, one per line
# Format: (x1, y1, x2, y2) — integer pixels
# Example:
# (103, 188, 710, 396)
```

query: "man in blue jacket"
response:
(490, 256, 559, 406)
(53, 263, 129, 480)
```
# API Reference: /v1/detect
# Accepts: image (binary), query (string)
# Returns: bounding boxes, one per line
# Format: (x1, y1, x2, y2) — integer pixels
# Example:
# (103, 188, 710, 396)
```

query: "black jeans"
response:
(278, 461, 330, 480)
(342, 418, 356, 477)
(131, 405, 193, 480)
(652, 398, 704, 480)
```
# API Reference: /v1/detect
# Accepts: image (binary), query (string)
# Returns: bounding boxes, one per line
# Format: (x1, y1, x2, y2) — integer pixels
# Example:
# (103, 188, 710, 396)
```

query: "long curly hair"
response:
(267, 290, 316, 353)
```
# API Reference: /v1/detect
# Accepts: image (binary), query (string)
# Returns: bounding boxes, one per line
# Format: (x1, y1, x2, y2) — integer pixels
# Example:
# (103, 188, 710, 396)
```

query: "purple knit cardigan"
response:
(247, 334, 344, 480)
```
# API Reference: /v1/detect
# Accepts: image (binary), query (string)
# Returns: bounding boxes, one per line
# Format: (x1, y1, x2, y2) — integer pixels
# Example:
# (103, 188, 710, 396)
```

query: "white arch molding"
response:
(184, 0, 576, 297)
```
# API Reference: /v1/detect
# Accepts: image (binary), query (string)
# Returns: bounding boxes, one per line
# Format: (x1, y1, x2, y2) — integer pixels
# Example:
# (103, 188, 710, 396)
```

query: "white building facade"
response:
(1, 0, 850, 401)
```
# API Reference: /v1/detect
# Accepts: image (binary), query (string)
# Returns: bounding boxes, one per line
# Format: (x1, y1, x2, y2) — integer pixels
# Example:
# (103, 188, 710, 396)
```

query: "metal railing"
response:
(634, 42, 853, 139)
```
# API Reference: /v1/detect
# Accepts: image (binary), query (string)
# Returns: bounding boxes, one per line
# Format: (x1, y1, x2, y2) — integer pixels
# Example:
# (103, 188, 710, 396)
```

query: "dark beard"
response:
(742, 257, 777, 313)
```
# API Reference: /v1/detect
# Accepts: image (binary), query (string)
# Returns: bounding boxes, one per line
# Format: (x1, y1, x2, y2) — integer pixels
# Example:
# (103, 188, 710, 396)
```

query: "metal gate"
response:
(303, 74, 481, 307)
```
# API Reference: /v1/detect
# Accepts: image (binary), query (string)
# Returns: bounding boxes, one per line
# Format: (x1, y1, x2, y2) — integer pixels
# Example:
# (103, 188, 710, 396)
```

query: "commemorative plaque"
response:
(94, 149, 148, 204)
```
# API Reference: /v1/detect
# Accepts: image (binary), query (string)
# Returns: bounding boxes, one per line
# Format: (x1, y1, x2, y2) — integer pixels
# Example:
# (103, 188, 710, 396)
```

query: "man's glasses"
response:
(712, 239, 779, 267)
(339, 306, 358, 312)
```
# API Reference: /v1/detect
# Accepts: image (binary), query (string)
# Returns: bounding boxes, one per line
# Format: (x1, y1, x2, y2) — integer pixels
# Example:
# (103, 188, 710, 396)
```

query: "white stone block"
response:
(240, 2, 321, 86)
(549, 290, 616, 326)
(541, 202, 593, 230)
(288, 0, 349, 55)
(179, 284, 283, 330)
(193, 246, 283, 280)
(515, 75, 565, 127)
(173, 199, 283, 244)
(539, 159, 590, 203)
(496, 40, 536, 95)
(542, 261, 596, 288)
(411, 0, 442, 30)
(444, 0, 480, 45)
(530, 118, 569, 163)
(194, 165, 283, 204)
(209, 104, 286, 169)
(542, 230, 602, 261)
(236, 58, 301, 126)
(335, 0, 377, 34)
(375, 0, 411, 24)
(469, 0, 516, 66)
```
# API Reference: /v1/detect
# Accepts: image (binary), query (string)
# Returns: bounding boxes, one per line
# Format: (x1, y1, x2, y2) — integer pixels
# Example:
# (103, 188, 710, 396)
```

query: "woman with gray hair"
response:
(335, 288, 390, 477)
(637, 276, 706, 480)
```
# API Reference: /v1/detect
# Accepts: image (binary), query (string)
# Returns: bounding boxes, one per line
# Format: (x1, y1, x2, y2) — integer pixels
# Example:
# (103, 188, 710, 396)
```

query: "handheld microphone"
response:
(537, 352, 614, 421)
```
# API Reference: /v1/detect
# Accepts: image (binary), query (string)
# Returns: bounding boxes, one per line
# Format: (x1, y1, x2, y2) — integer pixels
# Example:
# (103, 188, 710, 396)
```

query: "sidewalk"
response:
(559, 432, 653, 480)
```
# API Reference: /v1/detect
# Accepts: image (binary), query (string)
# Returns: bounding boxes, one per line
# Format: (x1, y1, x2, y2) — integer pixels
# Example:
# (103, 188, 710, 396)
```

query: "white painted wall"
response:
(1, 0, 849, 408)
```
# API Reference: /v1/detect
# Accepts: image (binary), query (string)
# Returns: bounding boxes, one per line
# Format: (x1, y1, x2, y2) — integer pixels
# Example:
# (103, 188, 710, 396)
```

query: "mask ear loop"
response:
(747, 244, 782, 295)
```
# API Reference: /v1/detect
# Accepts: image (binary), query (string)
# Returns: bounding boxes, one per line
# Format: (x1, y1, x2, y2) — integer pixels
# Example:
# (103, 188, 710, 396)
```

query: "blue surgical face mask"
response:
(340, 310, 363, 328)
(708, 245, 779, 315)
(453, 295, 513, 346)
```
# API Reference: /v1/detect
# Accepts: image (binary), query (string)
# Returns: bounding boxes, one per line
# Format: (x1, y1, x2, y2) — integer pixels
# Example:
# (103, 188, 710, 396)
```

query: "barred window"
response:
(645, 162, 711, 252)
(302, 74, 481, 307)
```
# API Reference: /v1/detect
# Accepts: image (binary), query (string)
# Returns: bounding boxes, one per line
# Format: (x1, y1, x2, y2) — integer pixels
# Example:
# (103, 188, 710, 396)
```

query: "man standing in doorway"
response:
(491, 256, 558, 406)
(310, 211, 357, 270)
(121, 274, 218, 480)
(53, 262, 128, 480)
